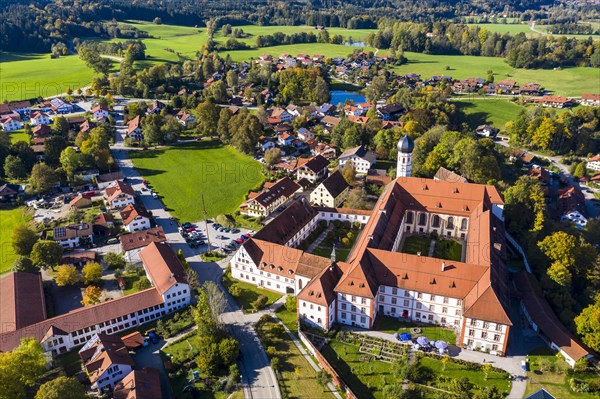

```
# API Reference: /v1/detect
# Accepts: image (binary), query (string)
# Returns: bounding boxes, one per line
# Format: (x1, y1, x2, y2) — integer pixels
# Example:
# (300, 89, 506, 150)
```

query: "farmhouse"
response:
(311, 142, 336, 159)
(297, 127, 315, 142)
(338, 145, 376, 174)
(104, 180, 136, 209)
(50, 98, 73, 113)
(278, 132, 295, 146)
(296, 155, 329, 183)
(0, 183, 21, 202)
(241, 177, 301, 217)
(113, 368, 163, 399)
(80, 120, 97, 134)
(310, 170, 350, 207)
(30, 111, 51, 126)
(120, 204, 152, 232)
(0, 242, 190, 355)
(8, 100, 32, 114)
(120, 227, 167, 263)
(53, 223, 94, 248)
(33, 124, 51, 138)
(92, 104, 110, 121)
(586, 154, 600, 172)
(127, 116, 143, 141)
(147, 101, 166, 114)
(580, 94, 600, 107)
(176, 111, 196, 127)
(1, 115, 23, 131)
(0, 272, 47, 333)
(69, 193, 93, 209)
(475, 124, 499, 137)
(79, 333, 134, 393)
(533, 96, 576, 108)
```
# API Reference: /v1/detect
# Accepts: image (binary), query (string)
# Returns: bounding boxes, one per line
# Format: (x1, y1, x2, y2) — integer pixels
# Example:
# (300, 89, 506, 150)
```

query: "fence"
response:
(298, 330, 358, 399)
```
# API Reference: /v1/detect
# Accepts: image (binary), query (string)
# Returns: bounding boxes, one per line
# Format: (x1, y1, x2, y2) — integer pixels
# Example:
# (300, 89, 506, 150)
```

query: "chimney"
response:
(441, 261, 446, 271)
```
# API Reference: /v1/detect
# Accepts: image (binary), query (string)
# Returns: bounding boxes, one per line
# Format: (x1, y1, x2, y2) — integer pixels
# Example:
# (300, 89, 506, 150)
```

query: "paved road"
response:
(110, 106, 280, 399)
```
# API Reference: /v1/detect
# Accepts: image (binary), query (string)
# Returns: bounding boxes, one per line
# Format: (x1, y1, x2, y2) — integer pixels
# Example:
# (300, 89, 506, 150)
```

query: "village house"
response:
(92, 104, 110, 121)
(519, 83, 543, 96)
(258, 136, 276, 152)
(270, 107, 294, 123)
(69, 193, 93, 209)
(528, 166, 551, 186)
(96, 171, 125, 189)
(297, 127, 315, 142)
(53, 223, 94, 248)
(8, 100, 32, 115)
(315, 103, 336, 117)
(309, 170, 350, 207)
(104, 180, 136, 209)
(30, 111, 51, 126)
(278, 132, 295, 147)
(62, 251, 96, 267)
(147, 101, 166, 114)
(311, 142, 336, 159)
(120, 204, 152, 232)
(79, 333, 134, 393)
(120, 227, 167, 263)
(475, 124, 499, 137)
(338, 145, 377, 174)
(0, 241, 191, 357)
(113, 368, 163, 399)
(377, 103, 404, 121)
(580, 94, 600, 107)
(176, 110, 196, 127)
(433, 167, 468, 183)
(348, 115, 369, 124)
(496, 80, 517, 94)
(127, 116, 143, 141)
(296, 155, 330, 183)
(558, 186, 586, 228)
(286, 104, 301, 117)
(533, 96, 576, 109)
(0, 183, 21, 202)
(586, 154, 600, 172)
(0, 115, 23, 131)
(50, 98, 73, 113)
(80, 120, 96, 134)
(241, 177, 301, 217)
(33, 124, 51, 138)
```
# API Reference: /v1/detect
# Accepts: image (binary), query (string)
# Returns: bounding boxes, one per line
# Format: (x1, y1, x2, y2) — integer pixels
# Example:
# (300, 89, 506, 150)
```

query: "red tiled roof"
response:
(139, 242, 188, 295)
(120, 227, 167, 252)
(114, 368, 163, 399)
(0, 272, 46, 332)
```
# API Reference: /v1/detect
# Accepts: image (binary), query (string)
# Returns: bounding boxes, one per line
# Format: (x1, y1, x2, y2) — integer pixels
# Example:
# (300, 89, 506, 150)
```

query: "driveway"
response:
(133, 341, 172, 399)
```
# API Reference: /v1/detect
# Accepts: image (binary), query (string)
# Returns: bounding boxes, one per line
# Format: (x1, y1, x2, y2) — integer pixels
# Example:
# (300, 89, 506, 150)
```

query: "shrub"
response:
(230, 285, 242, 297)
(430, 231, 439, 240)
(285, 295, 297, 312)
(341, 237, 351, 247)
(133, 276, 151, 291)
(346, 231, 354, 239)
(253, 294, 268, 310)
(353, 221, 361, 230)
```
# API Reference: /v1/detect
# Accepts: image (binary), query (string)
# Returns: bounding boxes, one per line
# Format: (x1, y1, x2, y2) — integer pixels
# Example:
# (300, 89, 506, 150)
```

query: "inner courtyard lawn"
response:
(374, 316, 457, 343)
(401, 235, 432, 256)
(222, 269, 282, 312)
(128, 141, 263, 221)
(432, 239, 463, 262)
(0, 207, 31, 274)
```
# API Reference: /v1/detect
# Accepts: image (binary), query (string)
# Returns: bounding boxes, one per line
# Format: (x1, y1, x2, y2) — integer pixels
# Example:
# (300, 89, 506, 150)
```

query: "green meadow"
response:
(394, 52, 598, 96)
(0, 207, 31, 274)
(0, 53, 96, 101)
(466, 23, 535, 35)
(454, 99, 523, 129)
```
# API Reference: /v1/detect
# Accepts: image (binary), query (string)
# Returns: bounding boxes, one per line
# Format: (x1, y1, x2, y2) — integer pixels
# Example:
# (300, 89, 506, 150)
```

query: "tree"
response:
(316, 369, 332, 392)
(81, 285, 102, 306)
(208, 80, 228, 103)
(4, 155, 27, 179)
(226, 70, 239, 90)
(285, 295, 297, 312)
(345, 188, 369, 210)
(196, 336, 220, 376)
(219, 337, 240, 366)
(82, 262, 103, 284)
(43, 136, 68, 166)
(481, 363, 493, 380)
(538, 231, 577, 267)
(55, 265, 82, 286)
(0, 338, 46, 399)
(52, 116, 70, 137)
(340, 162, 356, 185)
(473, 386, 503, 399)
(263, 147, 281, 170)
(382, 384, 409, 399)
(12, 256, 35, 273)
(503, 176, 545, 235)
(35, 376, 88, 399)
(195, 100, 220, 136)
(217, 108, 232, 142)
(441, 354, 449, 371)
(60, 147, 81, 183)
(573, 162, 587, 179)
(104, 252, 125, 269)
(253, 294, 268, 310)
(29, 163, 58, 193)
(12, 225, 39, 256)
(574, 294, 600, 352)
(30, 240, 63, 270)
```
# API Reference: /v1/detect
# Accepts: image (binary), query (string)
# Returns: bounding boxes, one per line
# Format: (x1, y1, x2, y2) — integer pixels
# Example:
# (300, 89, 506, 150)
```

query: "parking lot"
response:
(177, 220, 254, 255)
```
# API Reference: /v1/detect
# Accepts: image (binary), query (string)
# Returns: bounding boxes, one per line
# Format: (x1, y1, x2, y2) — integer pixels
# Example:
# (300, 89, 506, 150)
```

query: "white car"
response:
(152, 192, 158, 199)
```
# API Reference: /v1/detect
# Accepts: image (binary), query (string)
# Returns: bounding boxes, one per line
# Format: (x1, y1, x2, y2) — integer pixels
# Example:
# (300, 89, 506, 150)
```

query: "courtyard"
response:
(400, 235, 464, 262)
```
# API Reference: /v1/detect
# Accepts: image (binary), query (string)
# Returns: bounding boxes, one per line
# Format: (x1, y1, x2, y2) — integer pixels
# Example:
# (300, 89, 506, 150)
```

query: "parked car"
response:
(231, 229, 240, 233)
(240, 235, 249, 241)
(182, 222, 192, 228)
(216, 235, 228, 239)
(242, 234, 252, 239)
(235, 238, 244, 244)
(152, 192, 158, 199)
(148, 331, 159, 344)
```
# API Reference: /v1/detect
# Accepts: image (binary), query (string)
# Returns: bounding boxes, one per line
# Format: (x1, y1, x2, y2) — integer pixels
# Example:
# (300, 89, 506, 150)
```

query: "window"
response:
(483, 322, 490, 329)
(481, 332, 488, 339)
(416, 312, 421, 318)
(310, 304, 313, 310)
(416, 303, 422, 309)
(442, 307, 448, 314)
(351, 296, 356, 302)
(351, 314, 356, 321)
(429, 304, 435, 311)
(361, 307, 366, 314)
(428, 314, 433, 321)
(404, 290, 410, 297)
(391, 298, 397, 305)
(403, 300, 409, 307)
(360, 316, 366, 323)
(341, 303, 347, 310)
(361, 298, 367, 304)
(391, 307, 396, 314)
(418, 213, 426, 226)
(494, 334, 500, 342)
(351, 305, 357, 312)
(469, 329, 475, 336)
(406, 212, 414, 223)
(496, 324, 502, 332)
(447, 217, 454, 229)
(392, 288, 398, 295)
(379, 295, 385, 302)
(417, 293, 422, 299)
(430, 295, 436, 301)
(380, 286, 385, 293)
(341, 312, 347, 319)
(432, 215, 440, 228)
(492, 344, 499, 351)
(467, 339, 474, 346)
(441, 317, 447, 324)
(443, 297, 449, 304)
(457, 299, 463, 306)
(461, 218, 468, 230)
(455, 309, 461, 316)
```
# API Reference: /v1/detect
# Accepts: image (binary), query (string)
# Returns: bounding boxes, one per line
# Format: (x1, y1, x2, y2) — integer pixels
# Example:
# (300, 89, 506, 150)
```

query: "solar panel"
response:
(54, 227, 66, 238)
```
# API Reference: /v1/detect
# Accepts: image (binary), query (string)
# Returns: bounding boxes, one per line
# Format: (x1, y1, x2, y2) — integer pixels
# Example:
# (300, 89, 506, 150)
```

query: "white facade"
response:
(586, 158, 600, 172)
(1, 118, 23, 132)
(124, 216, 151, 232)
(561, 210, 588, 229)
(107, 194, 135, 209)
(317, 210, 370, 225)
(310, 184, 348, 208)
(94, 109, 110, 120)
(298, 299, 332, 330)
(93, 364, 133, 392)
(31, 114, 51, 126)
(337, 293, 373, 329)
(402, 210, 469, 241)
(338, 156, 374, 174)
(462, 317, 509, 355)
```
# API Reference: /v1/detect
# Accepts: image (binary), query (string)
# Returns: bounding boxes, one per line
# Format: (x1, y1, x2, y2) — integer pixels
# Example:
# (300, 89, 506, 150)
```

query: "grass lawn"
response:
(454, 99, 523, 130)
(401, 235, 432, 256)
(374, 316, 457, 343)
(394, 52, 597, 96)
(54, 347, 83, 376)
(121, 272, 146, 295)
(7, 129, 31, 144)
(0, 207, 31, 274)
(275, 304, 298, 333)
(432, 239, 463, 262)
(257, 317, 338, 399)
(129, 140, 264, 221)
(311, 246, 350, 261)
(222, 269, 281, 312)
(524, 347, 599, 398)
(0, 53, 97, 101)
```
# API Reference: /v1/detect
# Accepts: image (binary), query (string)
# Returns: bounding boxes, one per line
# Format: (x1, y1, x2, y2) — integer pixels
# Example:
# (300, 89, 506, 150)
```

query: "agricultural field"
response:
(0, 207, 31, 274)
(454, 98, 523, 129)
(0, 53, 97, 102)
(394, 52, 597, 96)
(6, 129, 31, 144)
(466, 23, 535, 35)
(128, 140, 263, 221)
